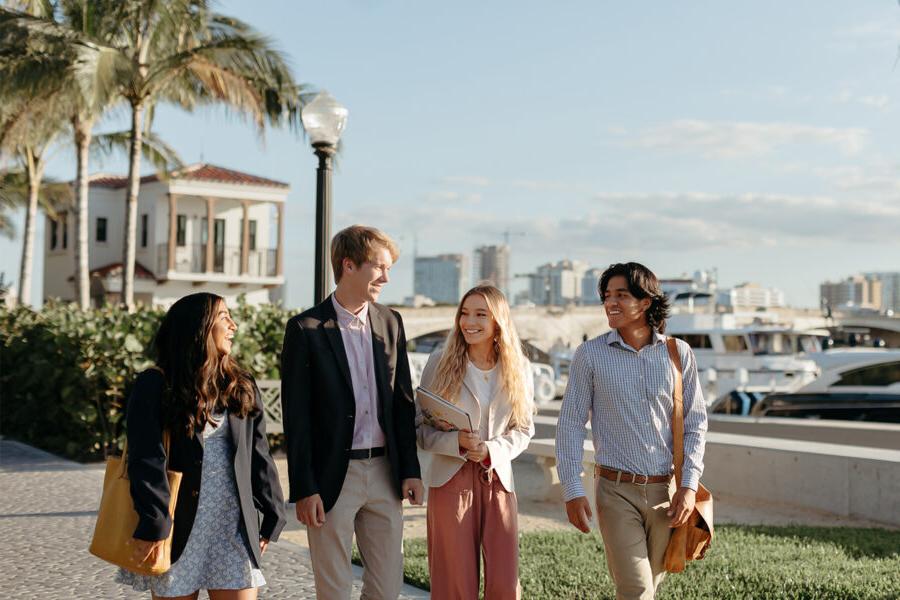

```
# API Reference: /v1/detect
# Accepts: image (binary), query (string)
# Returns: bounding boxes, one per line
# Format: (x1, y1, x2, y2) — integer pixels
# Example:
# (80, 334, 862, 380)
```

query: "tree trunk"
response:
(73, 114, 93, 310)
(17, 151, 43, 307)
(122, 101, 144, 310)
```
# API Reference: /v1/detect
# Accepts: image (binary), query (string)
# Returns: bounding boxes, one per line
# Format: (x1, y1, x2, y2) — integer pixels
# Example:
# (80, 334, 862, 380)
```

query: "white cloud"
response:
(624, 119, 869, 159)
(438, 175, 492, 187)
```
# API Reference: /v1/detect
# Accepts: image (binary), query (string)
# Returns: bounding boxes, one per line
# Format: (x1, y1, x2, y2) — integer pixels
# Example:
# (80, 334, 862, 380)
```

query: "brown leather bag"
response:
(663, 338, 714, 573)
(89, 367, 182, 575)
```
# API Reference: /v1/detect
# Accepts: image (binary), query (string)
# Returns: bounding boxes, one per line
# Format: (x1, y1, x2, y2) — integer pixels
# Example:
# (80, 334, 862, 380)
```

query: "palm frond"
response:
(91, 128, 183, 176)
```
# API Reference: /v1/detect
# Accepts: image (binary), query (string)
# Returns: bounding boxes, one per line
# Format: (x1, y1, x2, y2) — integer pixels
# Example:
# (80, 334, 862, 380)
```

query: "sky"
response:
(2, 0, 899, 309)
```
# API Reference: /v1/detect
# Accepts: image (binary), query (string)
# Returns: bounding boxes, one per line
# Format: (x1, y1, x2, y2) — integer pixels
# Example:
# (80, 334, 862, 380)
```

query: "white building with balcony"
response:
(43, 163, 287, 307)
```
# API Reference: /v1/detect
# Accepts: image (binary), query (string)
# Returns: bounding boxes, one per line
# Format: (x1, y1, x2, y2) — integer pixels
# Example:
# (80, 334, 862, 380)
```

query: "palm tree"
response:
(0, 96, 71, 306)
(1, 0, 183, 308)
(3, 1, 303, 309)
(106, 1, 303, 309)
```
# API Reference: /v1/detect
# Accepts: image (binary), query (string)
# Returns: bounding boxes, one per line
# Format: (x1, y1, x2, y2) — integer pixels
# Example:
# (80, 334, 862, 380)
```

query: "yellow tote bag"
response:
(89, 435, 182, 576)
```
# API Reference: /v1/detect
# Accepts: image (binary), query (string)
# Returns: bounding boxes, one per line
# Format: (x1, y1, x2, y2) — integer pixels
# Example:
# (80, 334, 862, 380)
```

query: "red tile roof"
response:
(89, 163, 289, 189)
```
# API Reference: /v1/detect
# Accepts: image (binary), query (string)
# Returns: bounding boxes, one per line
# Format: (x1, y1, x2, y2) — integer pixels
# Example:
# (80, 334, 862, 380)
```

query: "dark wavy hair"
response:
(153, 293, 257, 438)
(598, 262, 671, 333)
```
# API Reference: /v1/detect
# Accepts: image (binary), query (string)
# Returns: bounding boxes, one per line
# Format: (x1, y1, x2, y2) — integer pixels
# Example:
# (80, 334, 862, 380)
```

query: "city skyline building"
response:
(529, 259, 588, 306)
(473, 244, 510, 298)
(719, 282, 786, 309)
(864, 272, 900, 315)
(414, 253, 468, 305)
(820, 274, 883, 313)
(580, 267, 604, 305)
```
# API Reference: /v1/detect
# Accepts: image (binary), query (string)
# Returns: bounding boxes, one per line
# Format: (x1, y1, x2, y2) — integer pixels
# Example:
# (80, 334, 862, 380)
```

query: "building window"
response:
(241, 220, 256, 250)
(674, 334, 713, 349)
(176, 214, 187, 246)
(61, 212, 68, 249)
(141, 214, 148, 248)
(50, 218, 58, 250)
(96, 217, 107, 242)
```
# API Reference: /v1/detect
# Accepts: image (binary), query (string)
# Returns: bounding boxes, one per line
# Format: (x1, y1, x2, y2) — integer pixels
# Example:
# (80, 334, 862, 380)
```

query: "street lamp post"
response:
(301, 91, 349, 304)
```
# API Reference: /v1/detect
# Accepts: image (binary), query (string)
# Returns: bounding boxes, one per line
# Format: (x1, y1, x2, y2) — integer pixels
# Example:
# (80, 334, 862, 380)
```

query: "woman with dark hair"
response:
(116, 293, 286, 599)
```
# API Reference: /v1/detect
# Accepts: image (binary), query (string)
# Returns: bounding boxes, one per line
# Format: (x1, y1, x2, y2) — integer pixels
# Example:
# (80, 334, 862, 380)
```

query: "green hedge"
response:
(384, 527, 900, 599)
(0, 298, 293, 461)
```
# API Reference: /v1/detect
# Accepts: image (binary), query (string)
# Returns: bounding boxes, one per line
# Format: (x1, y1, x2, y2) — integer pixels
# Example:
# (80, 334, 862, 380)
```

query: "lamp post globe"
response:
(301, 91, 348, 304)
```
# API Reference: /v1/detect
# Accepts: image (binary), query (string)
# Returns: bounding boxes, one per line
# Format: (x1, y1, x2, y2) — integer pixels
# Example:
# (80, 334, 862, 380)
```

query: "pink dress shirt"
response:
(331, 295, 386, 450)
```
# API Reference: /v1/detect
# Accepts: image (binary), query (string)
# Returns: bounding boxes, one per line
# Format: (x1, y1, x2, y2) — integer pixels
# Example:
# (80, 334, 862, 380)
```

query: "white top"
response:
(466, 361, 498, 441)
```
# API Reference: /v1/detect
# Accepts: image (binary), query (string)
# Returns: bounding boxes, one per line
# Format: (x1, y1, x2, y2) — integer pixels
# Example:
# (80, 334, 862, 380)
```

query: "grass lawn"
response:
(357, 526, 900, 599)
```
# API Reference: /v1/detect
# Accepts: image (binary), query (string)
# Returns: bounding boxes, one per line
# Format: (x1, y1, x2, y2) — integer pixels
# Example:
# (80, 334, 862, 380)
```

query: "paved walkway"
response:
(0, 440, 429, 599)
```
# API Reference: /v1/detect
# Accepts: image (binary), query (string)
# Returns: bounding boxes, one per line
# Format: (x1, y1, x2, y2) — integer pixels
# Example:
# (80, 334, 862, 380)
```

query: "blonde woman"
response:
(416, 284, 535, 600)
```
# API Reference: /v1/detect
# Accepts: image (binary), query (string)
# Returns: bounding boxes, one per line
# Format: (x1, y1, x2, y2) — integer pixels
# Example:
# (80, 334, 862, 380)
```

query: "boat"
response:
(747, 355, 900, 422)
(666, 313, 824, 404)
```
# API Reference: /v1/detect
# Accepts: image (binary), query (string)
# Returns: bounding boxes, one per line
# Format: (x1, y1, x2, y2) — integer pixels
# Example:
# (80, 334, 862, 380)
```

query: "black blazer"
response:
(280, 297, 421, 512)
(125, 369, 286, 565)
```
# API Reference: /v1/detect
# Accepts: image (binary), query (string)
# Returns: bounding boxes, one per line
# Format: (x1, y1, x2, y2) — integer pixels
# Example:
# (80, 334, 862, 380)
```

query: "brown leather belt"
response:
(595, 465, 671, 484)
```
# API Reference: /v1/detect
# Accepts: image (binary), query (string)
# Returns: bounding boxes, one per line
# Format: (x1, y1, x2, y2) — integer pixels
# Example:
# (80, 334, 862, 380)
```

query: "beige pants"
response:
(307, 456, 404, 600)
(595, 475, 676, 600)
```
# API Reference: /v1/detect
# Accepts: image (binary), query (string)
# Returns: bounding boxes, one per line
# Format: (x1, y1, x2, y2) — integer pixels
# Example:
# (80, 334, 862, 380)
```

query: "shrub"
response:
(0, 297, 293, 460)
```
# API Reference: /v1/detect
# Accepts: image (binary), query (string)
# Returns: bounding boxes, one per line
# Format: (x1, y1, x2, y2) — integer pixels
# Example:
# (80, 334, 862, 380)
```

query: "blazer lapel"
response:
(368, 307, 392, 426)
(227, 411, 244, 454)
(322, 302, 354, 393)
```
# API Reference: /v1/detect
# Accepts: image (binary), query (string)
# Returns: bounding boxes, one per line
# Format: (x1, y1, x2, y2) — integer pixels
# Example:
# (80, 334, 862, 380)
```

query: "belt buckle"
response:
(630, 473, 648, 485)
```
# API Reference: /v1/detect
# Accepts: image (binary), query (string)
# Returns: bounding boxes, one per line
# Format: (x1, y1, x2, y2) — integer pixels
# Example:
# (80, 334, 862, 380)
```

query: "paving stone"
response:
(0, 439, 428, 599)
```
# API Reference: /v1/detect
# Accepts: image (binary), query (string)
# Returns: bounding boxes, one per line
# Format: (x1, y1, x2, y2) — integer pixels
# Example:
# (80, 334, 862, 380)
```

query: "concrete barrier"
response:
(526, 432, 900, 526)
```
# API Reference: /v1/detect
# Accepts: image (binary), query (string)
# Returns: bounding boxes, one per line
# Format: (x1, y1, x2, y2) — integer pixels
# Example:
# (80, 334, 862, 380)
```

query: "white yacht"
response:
(666, 313, 824, 402)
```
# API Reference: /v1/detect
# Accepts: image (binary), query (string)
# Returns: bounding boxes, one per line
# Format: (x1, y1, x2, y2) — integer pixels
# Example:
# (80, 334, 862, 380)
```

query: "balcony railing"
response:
(157, 244, 277, 277)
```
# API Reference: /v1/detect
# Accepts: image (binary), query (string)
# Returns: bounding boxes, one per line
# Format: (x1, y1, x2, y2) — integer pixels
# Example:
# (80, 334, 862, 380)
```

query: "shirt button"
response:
(192, 490, 199, 498)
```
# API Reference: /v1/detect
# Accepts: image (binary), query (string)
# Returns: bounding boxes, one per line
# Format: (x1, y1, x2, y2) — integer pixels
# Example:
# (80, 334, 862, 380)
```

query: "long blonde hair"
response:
(432, 285, 533, 428)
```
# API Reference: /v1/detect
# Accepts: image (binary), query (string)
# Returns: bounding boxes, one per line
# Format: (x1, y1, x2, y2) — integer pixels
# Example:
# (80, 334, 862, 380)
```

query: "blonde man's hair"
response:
(330, 225, 400, 282)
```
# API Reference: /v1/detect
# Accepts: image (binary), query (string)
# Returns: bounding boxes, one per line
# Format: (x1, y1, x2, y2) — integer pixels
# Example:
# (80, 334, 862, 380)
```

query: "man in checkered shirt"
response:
(555, 262, 708, 600)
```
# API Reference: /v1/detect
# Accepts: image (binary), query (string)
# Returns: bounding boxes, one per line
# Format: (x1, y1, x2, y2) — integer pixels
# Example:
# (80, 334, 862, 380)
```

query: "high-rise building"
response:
(414, 254, 468, 305)
(820, 274, 882, 312)
(529, 260, 588, 306)
(473, 244, 510, 297)
(864, 272, 900, 314)
(580, 268, 604, 305)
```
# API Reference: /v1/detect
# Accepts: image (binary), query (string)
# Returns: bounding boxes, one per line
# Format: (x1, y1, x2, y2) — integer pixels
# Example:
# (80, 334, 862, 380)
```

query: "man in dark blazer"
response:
(281, 225, 423, 600)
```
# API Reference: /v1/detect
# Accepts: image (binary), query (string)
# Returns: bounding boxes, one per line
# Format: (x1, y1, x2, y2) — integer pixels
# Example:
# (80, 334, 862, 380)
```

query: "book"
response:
(416, 386, 473, 432)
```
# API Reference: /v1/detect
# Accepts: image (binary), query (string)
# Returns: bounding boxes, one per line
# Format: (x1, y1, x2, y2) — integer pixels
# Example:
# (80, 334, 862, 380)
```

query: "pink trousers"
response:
(426, 461, 520, 600)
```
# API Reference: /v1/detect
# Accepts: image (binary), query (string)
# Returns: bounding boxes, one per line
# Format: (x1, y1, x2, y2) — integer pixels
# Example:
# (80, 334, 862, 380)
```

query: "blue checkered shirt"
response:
(555, 329, 708, 501)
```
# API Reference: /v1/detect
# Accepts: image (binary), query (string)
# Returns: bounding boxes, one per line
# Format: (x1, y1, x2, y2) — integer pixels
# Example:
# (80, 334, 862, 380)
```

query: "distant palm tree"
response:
(1, 0, 185, 308)
(52, 0, 304, 309)
(0, 96, 71, 306)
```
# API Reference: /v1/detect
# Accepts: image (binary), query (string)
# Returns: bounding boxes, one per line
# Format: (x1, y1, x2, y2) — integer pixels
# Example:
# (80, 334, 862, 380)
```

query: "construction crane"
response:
(499, 229, 526, 246)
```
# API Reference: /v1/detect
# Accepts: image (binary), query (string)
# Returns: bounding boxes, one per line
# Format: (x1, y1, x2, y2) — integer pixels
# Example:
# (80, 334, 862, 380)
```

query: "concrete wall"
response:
(527, 432, 900, 526)
(703, 433, 900, 526)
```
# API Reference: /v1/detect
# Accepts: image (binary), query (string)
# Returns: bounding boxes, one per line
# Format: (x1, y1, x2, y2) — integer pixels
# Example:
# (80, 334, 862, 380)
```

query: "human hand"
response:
(667, 487, 696, 527)
(565, 496, 594, 533)
(130, 538, 164, 565)
(465, 442, 489, 463)
(259, 538, 270, 555)
(402, 478, 425, 505)
(458, 430, 482, 451)
(296, 493, 326, 528)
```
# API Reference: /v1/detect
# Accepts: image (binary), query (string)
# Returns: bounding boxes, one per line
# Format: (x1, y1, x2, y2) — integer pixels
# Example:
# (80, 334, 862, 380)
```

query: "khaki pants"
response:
(307, 456, 404, 600)
(595, 475, 676, 600)
(426, 461, 520, 600)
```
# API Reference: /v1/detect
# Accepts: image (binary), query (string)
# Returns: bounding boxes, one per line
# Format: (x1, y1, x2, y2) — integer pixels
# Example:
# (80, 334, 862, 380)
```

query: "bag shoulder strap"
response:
(665, 338, 685, 489)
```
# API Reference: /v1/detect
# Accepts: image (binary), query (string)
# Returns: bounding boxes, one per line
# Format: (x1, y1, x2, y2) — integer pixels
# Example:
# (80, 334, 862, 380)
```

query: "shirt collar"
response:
(331, 294, 369, 328)
(607, 328, 666, 351)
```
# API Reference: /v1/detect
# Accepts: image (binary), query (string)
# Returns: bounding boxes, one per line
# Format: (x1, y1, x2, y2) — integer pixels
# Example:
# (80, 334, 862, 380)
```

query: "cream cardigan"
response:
(415, 350, 535, 492)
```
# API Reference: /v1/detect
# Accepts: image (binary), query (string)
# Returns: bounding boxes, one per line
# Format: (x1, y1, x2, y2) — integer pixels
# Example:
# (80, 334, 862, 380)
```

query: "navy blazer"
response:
(280, 297, 421, 511)
(125, 369, 286, 565)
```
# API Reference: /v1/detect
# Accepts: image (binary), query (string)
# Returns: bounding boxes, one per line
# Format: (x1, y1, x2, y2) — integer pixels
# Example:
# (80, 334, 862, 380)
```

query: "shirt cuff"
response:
(561, 478, 586, 502)
(681, 469, 701, 491)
